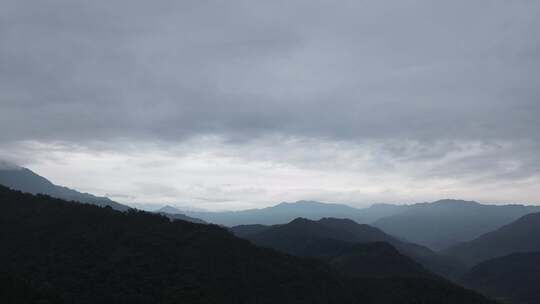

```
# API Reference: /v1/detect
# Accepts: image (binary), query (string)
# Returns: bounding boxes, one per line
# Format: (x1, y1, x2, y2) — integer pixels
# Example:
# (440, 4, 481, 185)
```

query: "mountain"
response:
(373, 199, 540, 250)
(462, 252, 540, 304)
(444, 211, 540, 266)
(0, 185, 496, 304)
(159, 212, 207, 224)
(0, 164, 129, 211)
(317, 218, 466, 278)
(156, 205, 207, 224)
(185, 200, 409, 226)
(157, 205, 183, 214)
(357, 203, 410, 222)
(235, 217, 465, 278)
(185, 200, 364, 226)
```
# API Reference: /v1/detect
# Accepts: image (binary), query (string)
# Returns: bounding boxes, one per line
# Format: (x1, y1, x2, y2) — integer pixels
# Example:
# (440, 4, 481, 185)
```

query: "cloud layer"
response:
(1, 0, 539, 208)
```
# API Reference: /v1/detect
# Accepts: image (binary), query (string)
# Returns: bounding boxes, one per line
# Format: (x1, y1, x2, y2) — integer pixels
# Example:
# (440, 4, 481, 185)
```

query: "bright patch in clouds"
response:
(1, 0, 539, 208)
(1, 138, 538, 210)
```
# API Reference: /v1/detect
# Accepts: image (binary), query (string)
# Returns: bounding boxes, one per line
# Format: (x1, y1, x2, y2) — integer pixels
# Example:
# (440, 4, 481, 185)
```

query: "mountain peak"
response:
(158, 205, 183, 214)
(318, 217, 357, 225)
(289, 217, 313, 225)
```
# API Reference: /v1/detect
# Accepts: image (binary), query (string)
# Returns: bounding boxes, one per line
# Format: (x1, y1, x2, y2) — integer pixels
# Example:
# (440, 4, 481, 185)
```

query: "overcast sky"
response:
(1, 0, 539, 210)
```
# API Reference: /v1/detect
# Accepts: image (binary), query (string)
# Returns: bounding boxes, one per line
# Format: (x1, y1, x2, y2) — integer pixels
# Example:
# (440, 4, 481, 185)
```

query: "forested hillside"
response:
(0, 186, 496, 304)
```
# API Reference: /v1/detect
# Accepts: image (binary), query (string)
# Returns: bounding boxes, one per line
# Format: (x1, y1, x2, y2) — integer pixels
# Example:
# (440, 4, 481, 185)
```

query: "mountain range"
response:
(0, 164, 129, 211)
(3, 164, 540, 255)
(4, 163, 540, 254)
(0, 185, 496, 304)
(0, 165, 208, 224)
(193, 198, 540, 251)
(373, 199, 540, 250)
(156, 205, 207, 224)
(185, 200, 382, 226)
(186, 198, 540, 237)
(444, 211, 540, 265)
(3, 164, 540, 303)
(231, 217, 464, 278)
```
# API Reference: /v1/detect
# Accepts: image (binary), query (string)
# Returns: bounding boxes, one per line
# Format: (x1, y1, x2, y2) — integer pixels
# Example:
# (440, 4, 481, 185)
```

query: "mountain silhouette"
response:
(444, 211, 540, 266)
(187, 198, 540, 252)
(0, 185, 496, 304)
(185, 200, 368, 226)
(462, 252, 540, 304)
(373, 199, 540, 250)
(184, 200, 412, 226)
(0, 164, 129, 211)
(233, 217, 464, 278)
(157, 205, 183, 213)
(156, 205, 207, 224)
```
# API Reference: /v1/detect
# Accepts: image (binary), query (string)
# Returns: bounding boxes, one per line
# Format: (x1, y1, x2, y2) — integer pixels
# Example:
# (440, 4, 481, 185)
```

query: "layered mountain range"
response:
(2, 165, 539, 303)
(0, 185, 496, 304)
(231, 217, 464, 278)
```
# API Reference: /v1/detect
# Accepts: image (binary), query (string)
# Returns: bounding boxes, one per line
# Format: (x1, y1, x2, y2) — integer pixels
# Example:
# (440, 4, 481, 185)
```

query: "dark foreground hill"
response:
(0, 164, 129, 211)
(445, 211, 540, 266)
(233, 218, 465, 278)
(0, 185, 496, 304)
(462, 252, 540, 304)
(328, 242, 433, 278)
(0, 272, 62, 304)
(373, 199, 540, 250)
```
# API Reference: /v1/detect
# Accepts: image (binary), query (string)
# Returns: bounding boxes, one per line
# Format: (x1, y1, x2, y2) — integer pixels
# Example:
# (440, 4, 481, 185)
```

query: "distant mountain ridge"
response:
(3, 162, 539, 254)
(185, 200, 409, 226)
(444, 211, 540, 265)
(157, 205, 183, 214)
(156, 205, 207, 224)
(373, 199, 540, 250)
(191, 198, 540, 251)
(185, 200, 366, 226)
(0, 164, 129, 211)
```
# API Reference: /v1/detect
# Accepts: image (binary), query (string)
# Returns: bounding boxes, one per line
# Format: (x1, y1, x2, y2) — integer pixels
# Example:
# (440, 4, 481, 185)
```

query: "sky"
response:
(1, 0, 539, 210)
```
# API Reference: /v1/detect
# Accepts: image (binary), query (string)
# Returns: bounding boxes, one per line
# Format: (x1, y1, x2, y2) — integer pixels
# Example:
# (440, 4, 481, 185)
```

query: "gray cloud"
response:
(1, 0, 540, 206)
(2, 0, 539, 144)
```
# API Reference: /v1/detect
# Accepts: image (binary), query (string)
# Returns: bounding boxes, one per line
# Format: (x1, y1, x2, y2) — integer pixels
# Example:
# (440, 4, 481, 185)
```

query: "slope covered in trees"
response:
(236, 217, 464, 278)
(462, 252, 540, 304)
(0, 272, 62, 304)
(0, 186, 496, 304)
